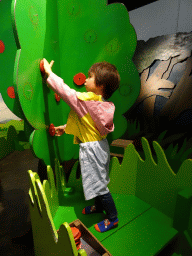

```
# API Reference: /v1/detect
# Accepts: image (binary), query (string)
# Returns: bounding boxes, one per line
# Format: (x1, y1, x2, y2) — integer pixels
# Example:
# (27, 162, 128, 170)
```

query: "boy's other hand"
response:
(43, 58, 54, 76)
(55, 124, 66, 136)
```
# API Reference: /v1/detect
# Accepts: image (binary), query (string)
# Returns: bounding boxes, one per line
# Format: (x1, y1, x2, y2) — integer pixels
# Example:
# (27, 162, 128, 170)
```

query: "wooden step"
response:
(110, 152, 124, 158)
(110, 139, 134, 158)
(110, 139, 133, 149)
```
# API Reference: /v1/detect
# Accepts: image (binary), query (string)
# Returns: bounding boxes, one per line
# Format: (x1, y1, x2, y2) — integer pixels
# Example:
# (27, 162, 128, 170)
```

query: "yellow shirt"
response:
(65, 92, 107, 144)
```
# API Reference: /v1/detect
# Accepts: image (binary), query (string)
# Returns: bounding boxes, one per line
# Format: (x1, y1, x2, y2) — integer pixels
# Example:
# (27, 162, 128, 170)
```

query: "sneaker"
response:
(94, 218, 119, 232)
(82, 205, 102, 214)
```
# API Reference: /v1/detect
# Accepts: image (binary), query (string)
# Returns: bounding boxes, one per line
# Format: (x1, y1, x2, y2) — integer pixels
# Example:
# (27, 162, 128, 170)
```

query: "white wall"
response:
(178, 0, 192, 32)
(129, 0, 192, 41)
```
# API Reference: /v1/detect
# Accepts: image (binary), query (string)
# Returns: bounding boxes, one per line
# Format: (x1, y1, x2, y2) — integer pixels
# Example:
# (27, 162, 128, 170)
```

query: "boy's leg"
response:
(98, 192, 118, 221)
(82, 196, 103, 214)
(95, 196, 104, 212)
(94, 191, 119, 232)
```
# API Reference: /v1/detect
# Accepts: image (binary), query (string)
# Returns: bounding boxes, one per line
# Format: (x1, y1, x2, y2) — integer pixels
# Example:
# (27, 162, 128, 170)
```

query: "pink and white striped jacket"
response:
(47, 72, 115, 144)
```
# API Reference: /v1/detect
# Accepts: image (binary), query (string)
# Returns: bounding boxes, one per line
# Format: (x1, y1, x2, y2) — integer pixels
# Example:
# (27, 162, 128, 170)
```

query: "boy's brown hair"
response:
(88, 61, 120, 100)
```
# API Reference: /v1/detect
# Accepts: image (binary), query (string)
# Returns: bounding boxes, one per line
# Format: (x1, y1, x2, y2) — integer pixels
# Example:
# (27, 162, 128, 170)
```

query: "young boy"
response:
(42, 59, 120, 232)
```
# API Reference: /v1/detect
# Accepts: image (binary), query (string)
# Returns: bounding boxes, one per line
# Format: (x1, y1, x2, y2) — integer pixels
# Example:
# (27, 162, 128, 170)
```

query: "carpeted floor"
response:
(0, 149, 38, 255)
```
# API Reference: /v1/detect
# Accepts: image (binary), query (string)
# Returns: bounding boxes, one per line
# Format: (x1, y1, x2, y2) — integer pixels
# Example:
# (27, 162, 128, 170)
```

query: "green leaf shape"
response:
(178, 138, 187, 157)
(28, 167, 87, 255)
(7, 125, 25, 151)
(127, 119, 140, 137)
(0, 0, 25, 120)
(12, 0, 140, 165)
(43, 165, 59, 219)
(157, 130, 167, 144)
(181, 147, 192, 163)
(0, 124, 25, 159)
(161, 138, 192, 173)
(109, 137, 192, 219)
(171, 144, 179, 159)
(0, 137, 10, 159)
(55, 158, 67, 195)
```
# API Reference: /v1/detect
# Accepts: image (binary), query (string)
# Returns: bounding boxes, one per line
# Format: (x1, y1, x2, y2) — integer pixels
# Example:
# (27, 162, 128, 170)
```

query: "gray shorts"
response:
(79, 139, 110, 201)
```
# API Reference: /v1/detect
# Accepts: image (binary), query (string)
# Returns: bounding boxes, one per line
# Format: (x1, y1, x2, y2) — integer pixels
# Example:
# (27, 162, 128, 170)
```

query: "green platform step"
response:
(53, 193, 178, 256)
(102, 207, 178, 256)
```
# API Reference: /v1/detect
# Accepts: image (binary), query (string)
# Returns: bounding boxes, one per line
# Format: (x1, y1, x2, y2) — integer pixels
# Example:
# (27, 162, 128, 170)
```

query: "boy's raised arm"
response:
(46, 72, 87, 118)
(41, 58, 83, 112)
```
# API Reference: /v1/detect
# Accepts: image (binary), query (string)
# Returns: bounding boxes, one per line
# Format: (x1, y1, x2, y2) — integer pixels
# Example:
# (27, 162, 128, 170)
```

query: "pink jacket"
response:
(47, 72, 115, 143)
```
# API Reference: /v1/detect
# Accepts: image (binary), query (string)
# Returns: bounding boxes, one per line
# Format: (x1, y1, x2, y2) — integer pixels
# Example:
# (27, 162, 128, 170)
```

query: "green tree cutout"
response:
(0, 0, 25, 121)
(11, 0, 140, 167)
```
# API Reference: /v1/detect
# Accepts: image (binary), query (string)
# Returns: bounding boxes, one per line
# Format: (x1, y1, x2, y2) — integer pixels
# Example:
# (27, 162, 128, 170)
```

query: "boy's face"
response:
(84, 72, 97, 93)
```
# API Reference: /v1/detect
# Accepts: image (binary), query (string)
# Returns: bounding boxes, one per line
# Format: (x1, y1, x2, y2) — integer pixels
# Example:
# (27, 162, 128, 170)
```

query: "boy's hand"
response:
(42, 58, 54, 77)
(55, 124, 66, 136)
